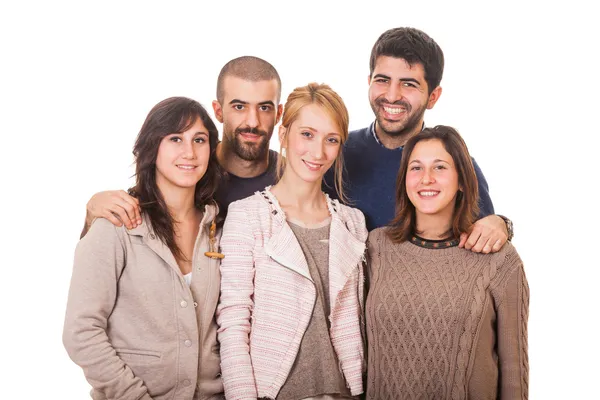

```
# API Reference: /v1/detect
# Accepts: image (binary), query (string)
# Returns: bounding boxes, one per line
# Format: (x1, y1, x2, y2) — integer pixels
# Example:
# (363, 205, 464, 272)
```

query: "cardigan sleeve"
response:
(62, 219, 153, 400)
(216, 201, 258, 400)
(493, 247, 530, 400)
(471, 157, 495, 218)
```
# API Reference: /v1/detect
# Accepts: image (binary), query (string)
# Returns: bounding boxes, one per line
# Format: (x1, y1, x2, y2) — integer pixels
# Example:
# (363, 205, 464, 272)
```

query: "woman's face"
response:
(406, 138, 459, 220)
(155, 118, 211, 192)
(280, 104, 342, 184)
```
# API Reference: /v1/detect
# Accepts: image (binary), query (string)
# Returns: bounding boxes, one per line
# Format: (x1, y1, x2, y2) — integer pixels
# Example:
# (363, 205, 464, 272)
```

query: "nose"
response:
(422, 169, 435, 184)
(385, 82, 403, 103)
(245, 107, 259, 128)
(311, 140, 325, 160)
(182, 140, 196, 159)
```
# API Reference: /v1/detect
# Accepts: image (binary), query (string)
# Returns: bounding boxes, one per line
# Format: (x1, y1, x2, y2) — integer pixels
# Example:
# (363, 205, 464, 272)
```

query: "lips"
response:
(176, 164, 197, 171)
(418, 190, 440, 198)
(378, 100, 410, 120)
(302, 159, 323, 171)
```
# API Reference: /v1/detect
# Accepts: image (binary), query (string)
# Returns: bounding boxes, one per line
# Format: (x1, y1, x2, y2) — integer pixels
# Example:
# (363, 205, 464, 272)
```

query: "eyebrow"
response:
(229, 99, 275, 107)
(298, 126, 341, 135)
(372, 74, 421, 85)
(409, 159, 450, 164)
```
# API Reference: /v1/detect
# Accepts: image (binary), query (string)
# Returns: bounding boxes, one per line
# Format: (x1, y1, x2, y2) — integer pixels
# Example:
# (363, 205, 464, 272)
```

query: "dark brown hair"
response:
(387, 125, 479, 243)
(216, 55, 282, 103)
(129, 97, 221, 259)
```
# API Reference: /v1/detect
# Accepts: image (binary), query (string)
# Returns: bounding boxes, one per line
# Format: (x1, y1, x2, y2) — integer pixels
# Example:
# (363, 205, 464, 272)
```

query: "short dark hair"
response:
(216, 56, 282, 103)
(387, 125, 479, 243)
(369, 27, 444, 94)
(130, 97, 222, 260)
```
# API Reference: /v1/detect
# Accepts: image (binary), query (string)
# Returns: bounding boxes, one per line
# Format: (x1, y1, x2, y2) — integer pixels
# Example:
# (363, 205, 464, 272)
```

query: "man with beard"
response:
(324, 27, 512, 253)
(80, 56, 282, 236)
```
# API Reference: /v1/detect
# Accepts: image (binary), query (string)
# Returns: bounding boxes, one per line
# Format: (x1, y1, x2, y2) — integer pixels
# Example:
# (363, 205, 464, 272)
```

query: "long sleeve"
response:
(63, 219, 153, 400)
(216, 201, 258, 400)
(472, 157, 495, 218)
(494, 251, 530, 400)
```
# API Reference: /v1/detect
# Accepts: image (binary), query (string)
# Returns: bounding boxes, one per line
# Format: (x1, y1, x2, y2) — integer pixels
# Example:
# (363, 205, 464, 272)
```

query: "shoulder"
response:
(77, 218, 127, 253)
(334, 201, 367, 238)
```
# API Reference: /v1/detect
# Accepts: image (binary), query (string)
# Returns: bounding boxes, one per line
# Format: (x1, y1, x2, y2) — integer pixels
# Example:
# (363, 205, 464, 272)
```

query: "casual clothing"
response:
(277, 221, 350, 400)
(365, 228, 529, 400)
(217, 188, 368, 400)
(324, 122, 494, 231)
(63, 205, 224, 400)
(215, 149, 278, 217)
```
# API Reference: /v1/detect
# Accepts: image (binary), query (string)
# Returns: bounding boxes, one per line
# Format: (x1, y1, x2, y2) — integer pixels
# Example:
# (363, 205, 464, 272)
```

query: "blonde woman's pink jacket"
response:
(216, 188, 368, 400)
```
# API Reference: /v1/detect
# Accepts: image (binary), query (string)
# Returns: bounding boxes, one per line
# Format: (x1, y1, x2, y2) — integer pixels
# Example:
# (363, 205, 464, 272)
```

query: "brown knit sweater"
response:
(365, 228, 529, 400)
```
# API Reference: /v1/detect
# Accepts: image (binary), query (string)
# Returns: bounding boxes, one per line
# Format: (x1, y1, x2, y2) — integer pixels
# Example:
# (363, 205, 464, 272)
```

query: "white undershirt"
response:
(183, 272, 192, 287)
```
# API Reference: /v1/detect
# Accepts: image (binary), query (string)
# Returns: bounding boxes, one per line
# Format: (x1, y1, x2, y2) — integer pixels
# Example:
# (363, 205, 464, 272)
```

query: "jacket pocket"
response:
(115, 348, 162, 364)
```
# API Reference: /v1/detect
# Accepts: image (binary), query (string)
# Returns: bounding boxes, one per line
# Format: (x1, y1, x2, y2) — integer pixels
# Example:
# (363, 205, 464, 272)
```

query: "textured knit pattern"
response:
(323, 123, 494, 231)
(277, 222, 350, 400)
(365, 228, 529, 400)
(217, 189, 368, 400)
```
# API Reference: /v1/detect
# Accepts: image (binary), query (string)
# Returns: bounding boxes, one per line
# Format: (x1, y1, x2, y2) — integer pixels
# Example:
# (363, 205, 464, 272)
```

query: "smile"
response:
(383, 106, 406, 115)
(303, 160, 323, 171)
(176, 164, 197, 170)
(418, 190, 440, 197)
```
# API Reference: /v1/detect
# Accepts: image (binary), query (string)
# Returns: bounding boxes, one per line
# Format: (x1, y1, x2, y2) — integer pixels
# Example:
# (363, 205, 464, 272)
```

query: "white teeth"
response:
(177, 165, 195, 170)
(419, 191, 439, 197)
(383, 106, 406, 114)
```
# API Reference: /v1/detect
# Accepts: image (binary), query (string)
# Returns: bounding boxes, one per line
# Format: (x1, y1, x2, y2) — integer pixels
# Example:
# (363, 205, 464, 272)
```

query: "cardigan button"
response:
(193, 302, 198, 308)
(148, 233, 156, 240)
(180, 300, 188, 308)
(183, 379, 191, 387)
(184, 339, 192, 347)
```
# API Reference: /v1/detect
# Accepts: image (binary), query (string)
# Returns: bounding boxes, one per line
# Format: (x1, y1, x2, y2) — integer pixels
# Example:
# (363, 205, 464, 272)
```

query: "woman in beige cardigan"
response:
(365, 125, 529, 399)
(63, 97, 225, 400)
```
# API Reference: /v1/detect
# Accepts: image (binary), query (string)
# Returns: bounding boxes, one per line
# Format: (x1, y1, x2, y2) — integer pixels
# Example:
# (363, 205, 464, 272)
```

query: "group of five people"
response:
(63, 27, 529, 400)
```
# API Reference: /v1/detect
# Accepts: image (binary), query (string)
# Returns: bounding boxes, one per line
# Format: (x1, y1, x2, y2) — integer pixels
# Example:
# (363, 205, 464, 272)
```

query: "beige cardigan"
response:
(63, 205, 224, 400)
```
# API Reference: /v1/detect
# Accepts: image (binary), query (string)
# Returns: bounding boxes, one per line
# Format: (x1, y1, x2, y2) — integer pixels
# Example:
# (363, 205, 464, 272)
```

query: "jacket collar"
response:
(125, 203, 219, 274)
(261, 186, 365, 285)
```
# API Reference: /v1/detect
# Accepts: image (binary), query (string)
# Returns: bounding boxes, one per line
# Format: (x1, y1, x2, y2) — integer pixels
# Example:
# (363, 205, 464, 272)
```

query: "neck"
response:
(415, 211, 453, 240)
(216, 142, 270, 178)
(156, 179, 197, 221)
(375, 120, 423, 149)
(271, 170, 325, 211)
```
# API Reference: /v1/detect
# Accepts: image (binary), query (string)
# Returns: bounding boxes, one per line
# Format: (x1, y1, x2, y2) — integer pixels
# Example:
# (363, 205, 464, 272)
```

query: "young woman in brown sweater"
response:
(365, 125, 529, 399)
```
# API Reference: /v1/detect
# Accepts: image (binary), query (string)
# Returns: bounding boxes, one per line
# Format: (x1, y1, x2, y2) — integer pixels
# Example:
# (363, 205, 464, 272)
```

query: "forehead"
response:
(373, 56, 426, 80)
(293, 104, 340, 134)
(410, 139, 452, 161)
(222, 76, 279, 104)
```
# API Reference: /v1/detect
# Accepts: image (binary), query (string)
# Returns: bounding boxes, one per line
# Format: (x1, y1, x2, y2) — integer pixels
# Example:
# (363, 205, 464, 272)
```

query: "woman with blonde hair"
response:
(217, 83, 367, 400)
(365, 125, 529, 399)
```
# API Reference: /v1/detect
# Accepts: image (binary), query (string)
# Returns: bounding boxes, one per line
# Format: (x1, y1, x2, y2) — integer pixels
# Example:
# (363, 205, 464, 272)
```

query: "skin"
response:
(212, 76, 283, 178)
(271, 104, 342, 225)
(406, 139, 459, 240)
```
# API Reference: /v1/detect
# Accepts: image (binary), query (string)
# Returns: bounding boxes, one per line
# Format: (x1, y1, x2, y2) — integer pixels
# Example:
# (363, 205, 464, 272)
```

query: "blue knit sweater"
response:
(324, 123, 494, 231)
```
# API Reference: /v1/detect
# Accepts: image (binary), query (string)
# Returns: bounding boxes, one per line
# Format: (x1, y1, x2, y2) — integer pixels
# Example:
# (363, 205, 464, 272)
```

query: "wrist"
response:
(496, 214, 514, 241)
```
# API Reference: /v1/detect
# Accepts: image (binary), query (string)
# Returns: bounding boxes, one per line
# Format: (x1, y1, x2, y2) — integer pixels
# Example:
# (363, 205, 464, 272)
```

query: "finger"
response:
(108, 201, 136, 229)
(470, 234, 489, 253)
(480, 237, 495, 254)
(120, 193, 142, 226)
(464, 229, 482, 250)
(103, 211, 124, 227)
(458, 232, 468, 248)
(492, 238, 505, 253)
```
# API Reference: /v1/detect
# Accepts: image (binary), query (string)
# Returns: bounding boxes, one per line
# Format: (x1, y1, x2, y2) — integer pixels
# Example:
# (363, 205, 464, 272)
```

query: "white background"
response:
(1, 0, 598, 398)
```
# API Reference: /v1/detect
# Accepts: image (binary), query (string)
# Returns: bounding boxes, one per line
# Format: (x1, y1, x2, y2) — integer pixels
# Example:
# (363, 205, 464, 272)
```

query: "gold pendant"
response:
(204, 220, 225, 259)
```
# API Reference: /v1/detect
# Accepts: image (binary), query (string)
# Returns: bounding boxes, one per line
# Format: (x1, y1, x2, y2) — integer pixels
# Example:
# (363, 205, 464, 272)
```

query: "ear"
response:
(212, 100, 224, 123)
(278, 125, 287, 147)
(426, 86, 442, 109)
(367, 74, 372, 86)
(275, 104, 283, 124)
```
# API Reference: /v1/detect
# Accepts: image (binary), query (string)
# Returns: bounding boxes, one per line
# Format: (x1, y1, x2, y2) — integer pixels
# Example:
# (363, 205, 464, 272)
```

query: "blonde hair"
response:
(276, 82, 349, 203)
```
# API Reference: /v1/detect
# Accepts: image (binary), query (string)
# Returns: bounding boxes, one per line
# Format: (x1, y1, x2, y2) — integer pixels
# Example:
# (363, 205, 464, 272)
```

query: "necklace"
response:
(411, 234, 459, 249)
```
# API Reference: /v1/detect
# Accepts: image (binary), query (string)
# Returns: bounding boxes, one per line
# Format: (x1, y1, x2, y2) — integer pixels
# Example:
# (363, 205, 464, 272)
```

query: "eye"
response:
(194, 137, 207, 144)
(375, 78, 389, 84)
(327, 136, 340, 144)
(434, 165, 447, 170)
(233, 104, 244, 111)
(259, 105, 272, 112)
(301, 131, 313, 138)
(402, 82, 417, 88)
(410, 166, 421, 171)
(169, 136, 182, 143)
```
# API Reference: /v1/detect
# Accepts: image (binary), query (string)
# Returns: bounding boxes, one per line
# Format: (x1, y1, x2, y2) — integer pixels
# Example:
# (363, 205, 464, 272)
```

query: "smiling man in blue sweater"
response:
(325, 27, 511, 253)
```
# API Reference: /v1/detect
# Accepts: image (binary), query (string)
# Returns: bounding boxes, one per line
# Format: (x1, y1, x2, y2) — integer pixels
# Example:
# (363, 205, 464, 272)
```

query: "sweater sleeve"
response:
(216, 201, 258, 400)
(63, 219, 153, 400)
(493, 248, 530, 400)
(471, 157, 495, 218)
